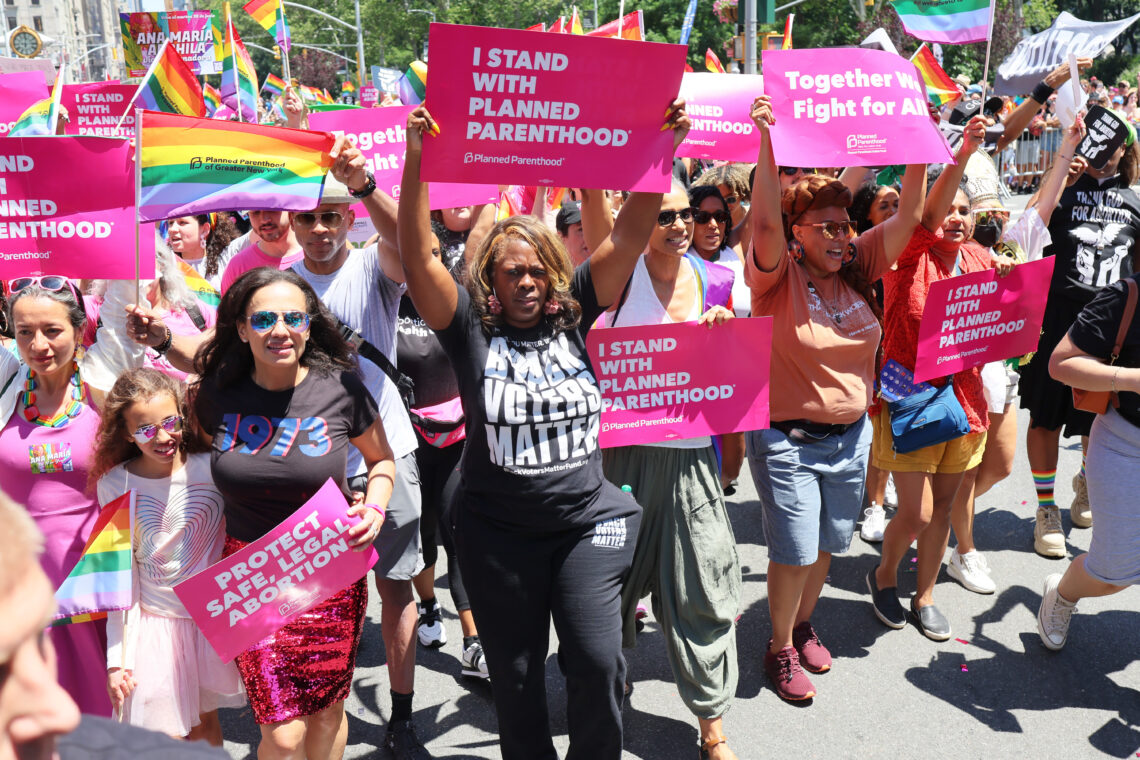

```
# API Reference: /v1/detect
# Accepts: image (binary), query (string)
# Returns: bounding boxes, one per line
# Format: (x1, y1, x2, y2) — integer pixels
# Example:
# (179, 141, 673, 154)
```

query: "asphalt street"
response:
(218, 196, 1140, 760)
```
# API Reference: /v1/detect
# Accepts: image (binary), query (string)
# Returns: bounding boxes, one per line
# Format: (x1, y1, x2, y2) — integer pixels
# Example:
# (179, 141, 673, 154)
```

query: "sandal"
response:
(698, 736, 728, 759)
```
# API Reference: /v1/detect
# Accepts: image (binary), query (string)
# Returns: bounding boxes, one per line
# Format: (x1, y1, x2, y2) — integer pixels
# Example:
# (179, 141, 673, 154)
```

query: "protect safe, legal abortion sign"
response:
(589, 318, 772, 447)
(421, 23, 685, 192)
(174, 479, 377, 662)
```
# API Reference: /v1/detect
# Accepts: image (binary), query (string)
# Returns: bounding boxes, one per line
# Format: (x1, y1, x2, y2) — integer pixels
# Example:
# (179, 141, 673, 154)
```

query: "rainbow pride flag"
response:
(134, 41, 206, 117)
(892, 0, 993, 45)
(705, 48, 726, 74)
(588, 10, 644, 41)
(203, 83, 223, 115)
(52, 491, 133, 626)
(569, 8, 585, 34)
(298, 84, 322, 103)
(221, 15, 259, 122)
(176, 257, 221, 306)
(397, 61, 427, 105)
(782, 13, 794, 49)
(911, 43, 961, 107)
(138, 110, 336, 221)
(263, 72, 287, 98)
(8, 69, 64, 137)
(320, 88, 334, 104)
(243, 0, 291, 51)
(341, 80, 355, 94)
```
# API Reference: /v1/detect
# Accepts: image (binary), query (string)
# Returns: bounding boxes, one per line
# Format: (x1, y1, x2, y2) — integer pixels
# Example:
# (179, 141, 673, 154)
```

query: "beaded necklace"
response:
(22, 361, 85, 428)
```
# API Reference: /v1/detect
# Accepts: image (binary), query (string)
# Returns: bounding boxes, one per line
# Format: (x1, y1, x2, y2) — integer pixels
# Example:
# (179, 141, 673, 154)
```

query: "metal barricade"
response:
(995, 126, 1063, 193)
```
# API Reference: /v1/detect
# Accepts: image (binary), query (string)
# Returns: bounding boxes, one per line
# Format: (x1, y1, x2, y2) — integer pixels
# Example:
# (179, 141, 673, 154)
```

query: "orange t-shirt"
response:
(745, 224, 887, 425)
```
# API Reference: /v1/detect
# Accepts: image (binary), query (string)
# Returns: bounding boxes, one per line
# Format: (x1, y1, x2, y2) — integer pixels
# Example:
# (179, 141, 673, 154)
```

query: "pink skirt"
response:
(223, 535, 368, 724)
(123, 609, 246, 736)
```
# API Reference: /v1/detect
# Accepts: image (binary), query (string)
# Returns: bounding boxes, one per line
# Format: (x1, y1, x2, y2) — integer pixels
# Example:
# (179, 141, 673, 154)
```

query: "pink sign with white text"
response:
(0, 137, 155, 279)
(0, 72, 48, 136)
(762, 48, 954, 168)
(173, 479, 377, 663)
(677, 73, 764, 162)
(914, 258, 1055, 383)
(421, 23, 685, 192)
(588, 318, 772, 447)
(60, 83, 138, 138)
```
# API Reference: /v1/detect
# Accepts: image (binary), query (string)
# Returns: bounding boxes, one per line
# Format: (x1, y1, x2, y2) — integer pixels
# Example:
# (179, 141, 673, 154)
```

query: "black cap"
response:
(949, 98, 981, 126)
(556, 201, 582, 234)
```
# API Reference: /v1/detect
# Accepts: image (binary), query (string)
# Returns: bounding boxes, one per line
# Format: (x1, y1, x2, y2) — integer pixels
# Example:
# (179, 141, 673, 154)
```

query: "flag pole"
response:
(226, 3, 243, 123)
(279, 1, 291, 82)
(134, 107, 142, 307)
(978, 0, 995, 105)
(617, 0, 624, 38)
(116, 39, 169, 132)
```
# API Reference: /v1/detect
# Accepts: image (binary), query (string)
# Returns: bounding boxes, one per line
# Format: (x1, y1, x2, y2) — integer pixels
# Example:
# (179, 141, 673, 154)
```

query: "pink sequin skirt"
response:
(223, 535, 368, 724)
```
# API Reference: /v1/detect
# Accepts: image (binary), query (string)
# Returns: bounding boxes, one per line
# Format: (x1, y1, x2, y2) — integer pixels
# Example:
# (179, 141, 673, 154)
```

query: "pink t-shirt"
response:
(220, 242, 305, 294)
(145, 303, 217, 380)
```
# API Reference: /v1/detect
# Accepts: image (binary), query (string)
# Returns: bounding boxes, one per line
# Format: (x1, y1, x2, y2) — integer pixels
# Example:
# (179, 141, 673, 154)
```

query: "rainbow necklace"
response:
(22, 363, 85, 428)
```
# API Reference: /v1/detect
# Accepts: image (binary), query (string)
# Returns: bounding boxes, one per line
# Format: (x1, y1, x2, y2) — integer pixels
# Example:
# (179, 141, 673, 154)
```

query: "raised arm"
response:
(921, 114, 986, 232)
(1031, 118, 1085, 228)
(329, 143, 405, 284)
(396, 106, 459, 331)
(994, 58, 1091, 154)
(748, 95, 784, 273)
(124, 303, 210, 375)
(588, 99, 690, 308)
(880, 163, 928, 265)
(579, 187, 615, 254)
(465, 203, 496, 265)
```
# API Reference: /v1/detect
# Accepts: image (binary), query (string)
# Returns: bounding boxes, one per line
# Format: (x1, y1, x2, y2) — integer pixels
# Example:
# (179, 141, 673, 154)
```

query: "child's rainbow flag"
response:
(135, 40, 206, 117)
(243, 0, 291, 52)
(397, 61, 427, 105)
(203, 83, 223, 116)
(8, 68, 65, 137)
(176, 257, 221, 307)
(341, 80, 355, 94)
(138, 110, 336, 221)
(263, 72, 287, 98)
(52, 491, 134, 626)
(910, 43, 961, 108)
(891, 0, 993, 45)
(220, 11, 259, 122)
(705, 48, 726, 74)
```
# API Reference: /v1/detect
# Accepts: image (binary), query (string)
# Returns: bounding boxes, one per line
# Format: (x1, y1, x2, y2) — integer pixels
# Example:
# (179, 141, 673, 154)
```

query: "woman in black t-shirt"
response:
(395, 103, 690, 760)
(1038, 274, 1140, 651)
(191, 268, 394, 760)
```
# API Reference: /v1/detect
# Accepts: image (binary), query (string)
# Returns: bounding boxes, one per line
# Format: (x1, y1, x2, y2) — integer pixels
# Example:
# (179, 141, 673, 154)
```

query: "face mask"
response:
(972, 217, 1004, 248)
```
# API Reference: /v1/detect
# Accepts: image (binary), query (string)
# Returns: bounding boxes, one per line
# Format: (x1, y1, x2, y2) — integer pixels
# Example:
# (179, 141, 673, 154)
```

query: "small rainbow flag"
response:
(133, 40, 205, 117)
(569, 7, 585, 34)
(341, 80, 355, 94)
(891, 0, 993, 45)
(263, 72, 287, 98)
(221, 12, 259, 122)
(138, 110, 336, 221)
(782, 13, 795, 49)
(588, 10, 644, 41)
(52, 491, 134, 626)
(705, 48, 726, 74)
(203, 83, 223, 116)
(911, 43, 961, 107)
(243, 0, 291, 52)
(298, 83, 322, 103)
(176, 257, 221, 306)
(269, 97, 287, 121)
(320, 87, 334, 104)
(397, 61, 427, 105)
(8, 68, 65, 137)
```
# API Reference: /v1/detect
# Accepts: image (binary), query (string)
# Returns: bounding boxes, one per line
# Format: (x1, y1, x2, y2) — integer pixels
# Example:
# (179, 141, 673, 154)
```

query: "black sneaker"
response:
(866, 565, 906, 629)
(910, 600, 951, 641)
(416, 600, 446, 649)
(385, 719, 432, 759)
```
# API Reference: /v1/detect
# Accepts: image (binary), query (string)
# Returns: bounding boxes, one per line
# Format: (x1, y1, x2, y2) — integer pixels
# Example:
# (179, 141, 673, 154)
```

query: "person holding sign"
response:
(870, 116, 1006, 642)
(395, 101, 691, 760)
(744, 96, 927, 699)
(188, 269, 394, 760)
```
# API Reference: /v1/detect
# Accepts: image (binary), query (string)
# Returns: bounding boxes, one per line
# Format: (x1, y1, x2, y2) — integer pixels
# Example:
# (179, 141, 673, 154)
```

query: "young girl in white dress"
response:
(91, 367, 244, 743)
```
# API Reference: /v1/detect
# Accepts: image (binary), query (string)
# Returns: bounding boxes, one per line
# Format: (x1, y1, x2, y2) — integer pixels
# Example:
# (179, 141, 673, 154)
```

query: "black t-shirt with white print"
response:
(1068, 273, 1140, 428)
(1047, 173, 1140, 303)
(435, 260, 638, 531)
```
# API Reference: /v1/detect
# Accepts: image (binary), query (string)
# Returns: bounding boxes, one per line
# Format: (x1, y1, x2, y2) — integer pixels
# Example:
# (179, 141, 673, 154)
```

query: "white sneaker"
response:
(1070, 474, 1093, 528)
(461, 639, 490, 679)
(883, 474, 898, 508)
(1037, 573, 1075, 651)
(416, 600, 447, 648)
(947, 549, 996, 594)
(860, 503, 886, 542)
(1034, 507, 1066, 558)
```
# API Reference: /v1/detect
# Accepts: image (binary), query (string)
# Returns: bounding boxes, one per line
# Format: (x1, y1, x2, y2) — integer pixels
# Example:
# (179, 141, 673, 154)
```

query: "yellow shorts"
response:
(871, 412, 987, 474)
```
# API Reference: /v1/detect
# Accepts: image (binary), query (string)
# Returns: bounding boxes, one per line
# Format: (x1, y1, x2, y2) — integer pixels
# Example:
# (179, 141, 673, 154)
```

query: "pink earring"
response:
(789, 239, 805, 262)
(487, 294, 503, 314)
(544, 299, 562, 315)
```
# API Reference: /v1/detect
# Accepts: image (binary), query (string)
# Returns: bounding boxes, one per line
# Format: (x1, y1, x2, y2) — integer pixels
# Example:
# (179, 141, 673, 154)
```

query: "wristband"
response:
(364, 503, 386, 521)
(348, 170, 376, 199)
(153, 325, 173, 355)
(1031, 81, 1056, 103)
(1112, 368, 1120, 394)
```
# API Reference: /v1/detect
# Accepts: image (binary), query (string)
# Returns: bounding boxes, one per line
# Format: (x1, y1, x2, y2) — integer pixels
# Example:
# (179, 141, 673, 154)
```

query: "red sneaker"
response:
(764, 643, 816, 701)
(792, 621, 832, 673)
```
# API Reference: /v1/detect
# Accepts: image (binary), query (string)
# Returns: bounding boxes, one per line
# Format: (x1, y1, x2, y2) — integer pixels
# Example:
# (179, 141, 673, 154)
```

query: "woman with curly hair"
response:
(166, 213, 239, 290)
(395, 101, 690, 760)
(745, 96, 927, 700)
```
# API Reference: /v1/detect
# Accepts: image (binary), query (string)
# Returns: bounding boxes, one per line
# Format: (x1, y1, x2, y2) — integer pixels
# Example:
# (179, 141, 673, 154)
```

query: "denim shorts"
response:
(746, 414, 870, 566)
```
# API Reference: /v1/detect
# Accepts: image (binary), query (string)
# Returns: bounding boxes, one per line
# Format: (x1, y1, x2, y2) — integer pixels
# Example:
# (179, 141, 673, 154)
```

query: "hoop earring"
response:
(841, 243, 857, 267)
(789, 239, 805, 262)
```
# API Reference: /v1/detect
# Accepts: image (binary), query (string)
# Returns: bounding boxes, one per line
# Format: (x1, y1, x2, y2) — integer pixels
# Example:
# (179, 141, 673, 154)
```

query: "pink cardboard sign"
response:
(60, 83, 138, 138)
(0, 72, 49, 136)
(677, 73, 764, 162)
(0, 137, 155, 280)
(588, 318, 772, 447)
(173, 479, 377, 663)
(360, 84, 380, 108)
(421, 23, 685, 192)
(913, 257, 1056, 383)
(762, 48, 954, 168)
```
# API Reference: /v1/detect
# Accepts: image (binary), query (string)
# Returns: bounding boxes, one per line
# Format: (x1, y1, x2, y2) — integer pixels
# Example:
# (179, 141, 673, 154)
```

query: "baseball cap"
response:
(317, 175, 355, 206)
(556, 201, 582, 234)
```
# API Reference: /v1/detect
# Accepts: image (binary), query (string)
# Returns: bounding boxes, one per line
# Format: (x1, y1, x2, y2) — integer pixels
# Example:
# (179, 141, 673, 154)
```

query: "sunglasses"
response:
(723, 196, 739, 205)
(780, 167, 813, 176)
(132, 415, 183, 445)
(971, 209, 1009, 223)
(247, 310, 311, 333)
(693, 209, 731, 225)
(800, 221, 856, 240)
(7, 276, 81, 302)
(657, 208, 695, 227)
(293, 211, 345, 228)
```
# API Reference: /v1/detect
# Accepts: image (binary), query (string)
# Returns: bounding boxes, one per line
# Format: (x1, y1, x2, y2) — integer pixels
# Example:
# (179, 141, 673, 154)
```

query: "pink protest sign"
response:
(173, 479, 377, 663)
(0, 72, 49, 136)
(677, 73, 764, 162)
(359, 84, 379, 108)
(762, 48, 954, 168)
(308, 105, 499, 211)
(421, 23, 685, 192)
(60, 83, 137, 138)
(914, 257, 1056, 383)
(0, 137, 154, 280)
(588, 318, 772, 447)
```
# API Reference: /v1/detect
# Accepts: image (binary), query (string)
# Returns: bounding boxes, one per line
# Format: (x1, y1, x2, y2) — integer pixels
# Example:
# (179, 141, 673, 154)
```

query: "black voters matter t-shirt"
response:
(436, 260, 635, 530)
(1047, 174, 1140, 303)
(1068, 273, 1140, 429)
(198, 369, 379, 542)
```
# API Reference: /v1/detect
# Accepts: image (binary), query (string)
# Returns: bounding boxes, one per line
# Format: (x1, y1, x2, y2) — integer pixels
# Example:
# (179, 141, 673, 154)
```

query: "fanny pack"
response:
(409, 397, 465, 448)
(887, 379, 969, 454)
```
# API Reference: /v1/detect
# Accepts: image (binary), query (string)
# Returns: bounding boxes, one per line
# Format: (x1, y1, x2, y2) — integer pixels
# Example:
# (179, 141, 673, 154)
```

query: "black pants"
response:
(415, 435, 468, 609)
(457, 502, 640, 760)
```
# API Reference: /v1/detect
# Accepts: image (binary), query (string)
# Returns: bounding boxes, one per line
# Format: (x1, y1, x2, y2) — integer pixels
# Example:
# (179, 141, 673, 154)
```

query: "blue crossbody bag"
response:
(880, 360, 969, 454)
